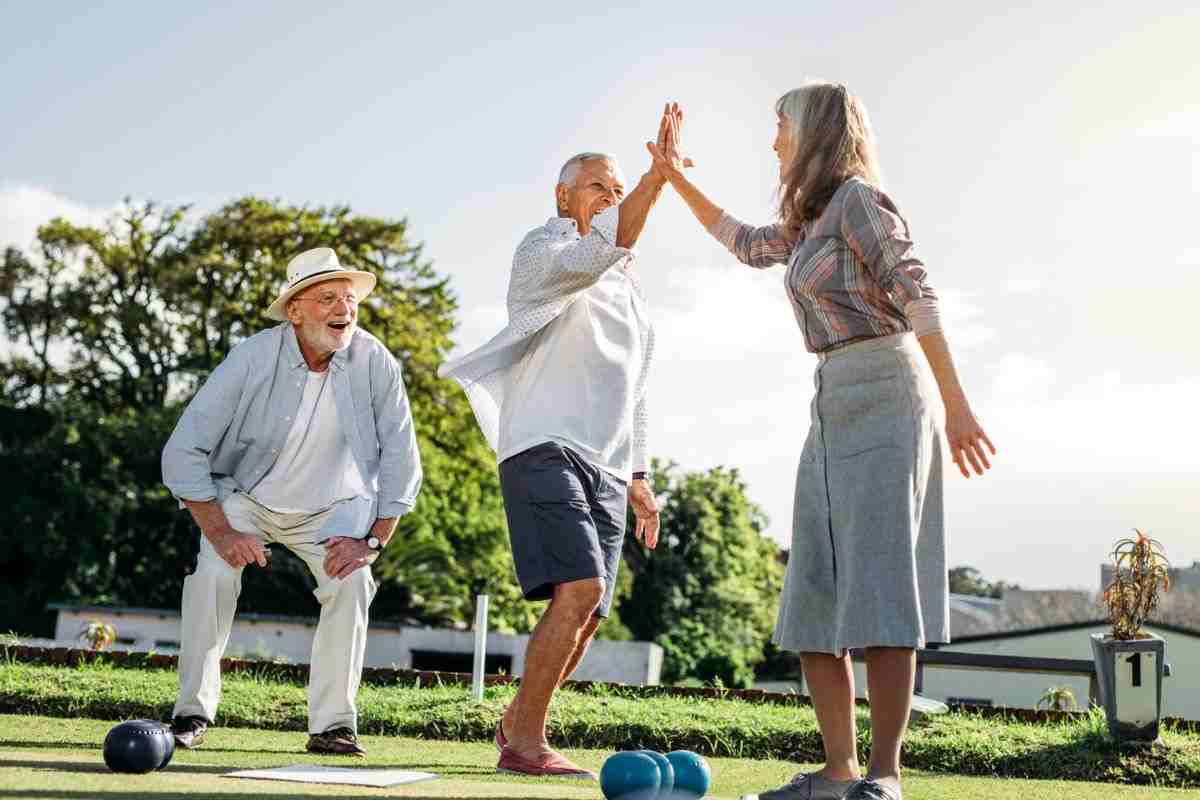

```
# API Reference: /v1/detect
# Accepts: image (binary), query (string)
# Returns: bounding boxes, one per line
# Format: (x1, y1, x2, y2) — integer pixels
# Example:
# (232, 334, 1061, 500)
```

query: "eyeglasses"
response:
(294, 292, 359, 309)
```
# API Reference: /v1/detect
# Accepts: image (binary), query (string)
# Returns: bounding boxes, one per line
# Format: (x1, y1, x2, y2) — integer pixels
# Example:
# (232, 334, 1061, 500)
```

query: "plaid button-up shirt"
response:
(709, 177, 937, 353)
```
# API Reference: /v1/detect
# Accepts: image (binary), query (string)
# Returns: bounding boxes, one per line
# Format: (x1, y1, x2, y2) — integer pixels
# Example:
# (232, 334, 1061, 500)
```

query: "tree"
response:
(618, 461, 784, 687)
(1, 198, 536, 635)
(948, 565, 1016, 599)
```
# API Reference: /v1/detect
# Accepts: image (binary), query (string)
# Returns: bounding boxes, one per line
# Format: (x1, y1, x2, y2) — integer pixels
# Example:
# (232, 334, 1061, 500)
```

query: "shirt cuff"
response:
(706, 211, 742, 250)
(905, 297, 942, 337)
(377, 499, 415, 519)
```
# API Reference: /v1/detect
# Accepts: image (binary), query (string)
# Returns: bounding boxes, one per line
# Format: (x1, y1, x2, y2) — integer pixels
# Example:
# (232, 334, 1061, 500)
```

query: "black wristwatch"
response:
(366, 536, 384, 552)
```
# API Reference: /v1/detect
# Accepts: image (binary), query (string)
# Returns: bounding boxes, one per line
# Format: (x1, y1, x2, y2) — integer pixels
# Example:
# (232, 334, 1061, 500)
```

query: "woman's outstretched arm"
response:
(648, 104, 791, 268)
(647, 104, 721, 227)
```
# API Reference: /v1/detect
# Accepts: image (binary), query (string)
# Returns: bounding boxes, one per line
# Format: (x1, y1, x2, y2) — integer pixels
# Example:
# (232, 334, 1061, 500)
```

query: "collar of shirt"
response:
(541, 214, 640, 281)
(282, 324, 351, 373)
(544, 216, 578, 237)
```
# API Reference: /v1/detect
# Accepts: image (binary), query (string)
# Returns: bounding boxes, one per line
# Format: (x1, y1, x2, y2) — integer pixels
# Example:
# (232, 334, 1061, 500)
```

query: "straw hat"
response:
(265, 247, 377, 321)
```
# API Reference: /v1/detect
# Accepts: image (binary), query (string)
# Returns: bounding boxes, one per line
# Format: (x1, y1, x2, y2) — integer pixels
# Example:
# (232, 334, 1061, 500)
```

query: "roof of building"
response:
(940, 619, 1200, 645)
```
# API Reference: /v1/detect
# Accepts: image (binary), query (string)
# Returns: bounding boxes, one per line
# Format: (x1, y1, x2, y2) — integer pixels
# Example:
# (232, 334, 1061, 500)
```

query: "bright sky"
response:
(2, 2, 1197, 591)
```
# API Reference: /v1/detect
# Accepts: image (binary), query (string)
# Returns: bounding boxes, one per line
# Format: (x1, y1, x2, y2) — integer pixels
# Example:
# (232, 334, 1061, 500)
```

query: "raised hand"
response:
(648, 102, 693, 180)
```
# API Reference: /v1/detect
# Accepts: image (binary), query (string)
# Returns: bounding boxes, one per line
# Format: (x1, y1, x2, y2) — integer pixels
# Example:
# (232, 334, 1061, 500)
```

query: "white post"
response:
(471, 594, 489, 702)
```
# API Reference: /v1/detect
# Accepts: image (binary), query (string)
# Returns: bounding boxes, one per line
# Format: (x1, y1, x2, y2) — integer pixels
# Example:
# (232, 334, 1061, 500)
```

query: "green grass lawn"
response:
(0, 715, 1196, 800)
(2, 657, 1199, 795)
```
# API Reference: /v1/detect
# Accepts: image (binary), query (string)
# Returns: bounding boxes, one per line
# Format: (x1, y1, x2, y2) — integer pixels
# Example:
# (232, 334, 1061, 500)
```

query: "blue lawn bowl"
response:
(635, 750, 675, 797)
(103, 719, 175, 773)
(600, 751, 662, 800)
(665, 750, 711, 799)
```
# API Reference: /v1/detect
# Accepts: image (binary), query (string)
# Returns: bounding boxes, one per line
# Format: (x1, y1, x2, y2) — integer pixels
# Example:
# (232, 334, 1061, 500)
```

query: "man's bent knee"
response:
(316, 567, 375, 605)
(189, 553, 241, 585)
(552, 577, 604, 624)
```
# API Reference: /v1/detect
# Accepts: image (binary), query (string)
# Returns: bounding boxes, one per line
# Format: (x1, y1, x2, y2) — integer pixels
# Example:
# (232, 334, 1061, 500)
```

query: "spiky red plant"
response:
(1102, 529, 1171, 640)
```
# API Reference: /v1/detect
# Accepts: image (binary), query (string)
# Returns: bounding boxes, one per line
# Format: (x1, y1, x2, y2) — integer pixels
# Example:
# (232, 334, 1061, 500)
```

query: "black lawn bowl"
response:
(102, 719, 175, 773)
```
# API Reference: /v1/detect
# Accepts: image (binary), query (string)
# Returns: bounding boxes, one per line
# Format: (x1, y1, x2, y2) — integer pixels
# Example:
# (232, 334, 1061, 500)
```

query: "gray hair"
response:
(557, 152, 618, 185)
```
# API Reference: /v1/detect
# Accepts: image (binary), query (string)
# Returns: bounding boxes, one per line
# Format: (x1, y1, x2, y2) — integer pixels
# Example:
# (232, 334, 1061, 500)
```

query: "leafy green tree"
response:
(948, 565, 1016, 599)
(618, 460, 784, 687)
(1, 198, 536, 635)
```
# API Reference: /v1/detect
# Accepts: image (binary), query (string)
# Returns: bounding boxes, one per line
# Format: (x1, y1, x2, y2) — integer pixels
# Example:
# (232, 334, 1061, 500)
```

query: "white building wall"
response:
(925, 624, 1200, 720)
(811, 624, 1200, 721)
(53, 607, 662, 686)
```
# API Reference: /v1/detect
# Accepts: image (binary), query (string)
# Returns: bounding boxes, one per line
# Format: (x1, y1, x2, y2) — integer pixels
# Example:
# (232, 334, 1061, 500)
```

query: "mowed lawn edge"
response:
(2, 659, 1198, 788)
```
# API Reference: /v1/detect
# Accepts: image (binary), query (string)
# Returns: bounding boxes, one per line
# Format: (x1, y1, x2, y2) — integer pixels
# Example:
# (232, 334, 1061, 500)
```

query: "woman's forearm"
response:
(917, 329, 996, 476)
(916, 330, 968, 409)
(666, 168, 724, 231)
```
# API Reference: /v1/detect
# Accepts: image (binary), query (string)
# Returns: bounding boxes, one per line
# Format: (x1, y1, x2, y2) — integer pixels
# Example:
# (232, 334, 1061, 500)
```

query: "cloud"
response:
(447, 301, 506, 358)
(939, 287, 996, 353)
(975, 358, 1200, 474)
(0, 185, 113, 251)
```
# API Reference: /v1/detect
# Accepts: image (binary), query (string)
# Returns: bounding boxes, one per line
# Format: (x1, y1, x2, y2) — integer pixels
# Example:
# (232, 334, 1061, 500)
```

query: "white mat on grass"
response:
(225, 764, 438, 787)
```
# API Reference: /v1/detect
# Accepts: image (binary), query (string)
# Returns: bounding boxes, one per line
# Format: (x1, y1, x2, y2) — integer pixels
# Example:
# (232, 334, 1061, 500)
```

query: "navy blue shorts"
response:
(498, 442, 628, 617)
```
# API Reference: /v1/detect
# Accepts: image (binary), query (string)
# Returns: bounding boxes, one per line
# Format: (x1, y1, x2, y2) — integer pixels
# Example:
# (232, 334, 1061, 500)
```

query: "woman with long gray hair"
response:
(648, 89, 995, 800)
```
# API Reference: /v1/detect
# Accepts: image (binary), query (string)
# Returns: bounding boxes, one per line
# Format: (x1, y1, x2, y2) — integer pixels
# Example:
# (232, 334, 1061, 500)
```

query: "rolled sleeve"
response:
(840, 182, 936, 306)
(631, 316, 654, 476)
(632, 393, 649, 475)
(511, 207, 631, 308)
(707, 211, 792, 269)
(904, 297, 943, 337)
(161, 351, 248, 502)
(372, 351, 423, 518)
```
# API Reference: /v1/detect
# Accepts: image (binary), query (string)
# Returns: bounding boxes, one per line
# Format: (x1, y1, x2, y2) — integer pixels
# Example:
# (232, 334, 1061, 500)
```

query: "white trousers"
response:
(172, 492, 376, 734)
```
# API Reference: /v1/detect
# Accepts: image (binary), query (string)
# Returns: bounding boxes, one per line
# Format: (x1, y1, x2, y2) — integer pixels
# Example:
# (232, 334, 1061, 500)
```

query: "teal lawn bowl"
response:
(665, 750, 711, 799)
(600, 751, 662, 800)
(635, 750, 675, 796)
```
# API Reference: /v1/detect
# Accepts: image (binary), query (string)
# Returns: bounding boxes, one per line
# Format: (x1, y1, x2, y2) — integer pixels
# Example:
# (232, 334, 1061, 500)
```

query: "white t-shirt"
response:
(251, 369, 367, 513)
(497, 265, 650, 481)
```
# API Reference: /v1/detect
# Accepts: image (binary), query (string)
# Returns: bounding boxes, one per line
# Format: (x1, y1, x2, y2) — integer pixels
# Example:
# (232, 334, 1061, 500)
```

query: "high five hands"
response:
(648, 102, 693, 181)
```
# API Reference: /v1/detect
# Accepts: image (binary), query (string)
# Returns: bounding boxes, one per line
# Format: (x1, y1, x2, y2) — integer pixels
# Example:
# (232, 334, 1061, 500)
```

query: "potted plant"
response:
(78, 620, 117, 651)
(1091, 529, 1170, 743)
(1037, 685, 1077, 712)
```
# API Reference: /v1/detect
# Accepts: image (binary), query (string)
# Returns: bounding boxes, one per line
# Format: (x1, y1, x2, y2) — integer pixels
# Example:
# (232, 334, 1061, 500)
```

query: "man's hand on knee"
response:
(210, 528, 269, 570)
(323, 537, 375, 580)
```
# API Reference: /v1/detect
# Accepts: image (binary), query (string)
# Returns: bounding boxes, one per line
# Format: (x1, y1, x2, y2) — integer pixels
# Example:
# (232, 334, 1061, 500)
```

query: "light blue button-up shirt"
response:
(162, 323, 422, 530)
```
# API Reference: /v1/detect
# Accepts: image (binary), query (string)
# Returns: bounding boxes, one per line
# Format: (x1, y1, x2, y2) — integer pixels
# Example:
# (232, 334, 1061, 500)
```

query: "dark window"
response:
(410, 650, 513, 675)
(154, 640, 180, 649)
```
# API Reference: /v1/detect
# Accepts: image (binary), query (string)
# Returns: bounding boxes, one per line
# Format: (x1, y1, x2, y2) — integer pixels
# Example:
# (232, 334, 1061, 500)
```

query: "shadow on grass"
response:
(183, 756, 499, 776)
(4, 794, 545, 800)
(0, 740, 101, 750)
(2, 758, 231, 775)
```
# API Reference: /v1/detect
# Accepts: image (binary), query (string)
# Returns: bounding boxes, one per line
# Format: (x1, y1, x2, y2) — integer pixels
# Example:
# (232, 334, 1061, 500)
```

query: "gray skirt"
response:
(773, 332, 949, 655)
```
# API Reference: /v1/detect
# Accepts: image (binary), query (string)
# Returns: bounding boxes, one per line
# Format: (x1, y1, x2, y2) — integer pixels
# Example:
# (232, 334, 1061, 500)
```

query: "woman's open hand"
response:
(945, 401, 996, 478)
(648, 102, 693, 180)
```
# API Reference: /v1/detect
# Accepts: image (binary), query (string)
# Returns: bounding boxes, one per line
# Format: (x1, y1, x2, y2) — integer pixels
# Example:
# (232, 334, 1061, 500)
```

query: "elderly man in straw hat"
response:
(161, 247, 423, 756)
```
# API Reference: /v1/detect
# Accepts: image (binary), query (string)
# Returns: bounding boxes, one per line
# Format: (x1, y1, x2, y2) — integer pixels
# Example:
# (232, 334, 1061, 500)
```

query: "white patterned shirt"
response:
(439, 206, 653, 479)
